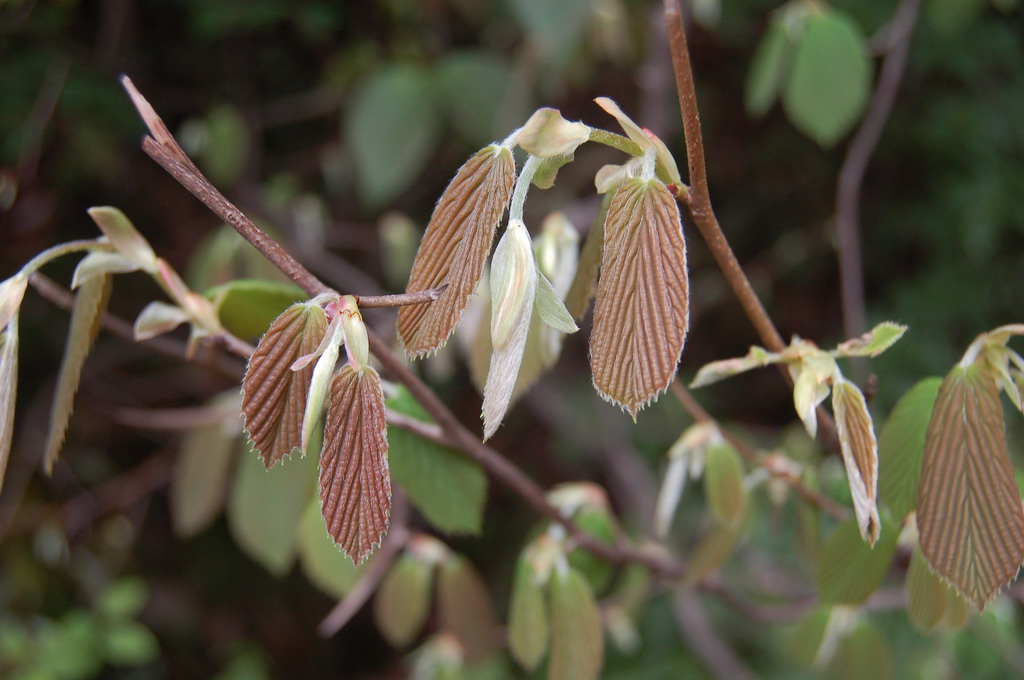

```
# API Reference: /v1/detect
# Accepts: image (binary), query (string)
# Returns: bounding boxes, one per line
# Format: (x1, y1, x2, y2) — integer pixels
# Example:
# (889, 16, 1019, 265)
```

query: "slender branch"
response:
(673, 589, 758, 680)
(661, 0, 839, 452)
(670, 381, 849, 520)
(356, 286, 447, 309)
(835, 0, 921, 352)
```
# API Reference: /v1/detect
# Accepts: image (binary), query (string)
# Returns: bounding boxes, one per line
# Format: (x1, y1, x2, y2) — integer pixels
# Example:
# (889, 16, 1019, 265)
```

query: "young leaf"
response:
(877, 377, 942, 521)
(374, 552, 435, 647)
(0, 275, 28, 332)
(816, 517, 898, 605)
(507, 556, 549, 670)
(133, 302, 189, 341)
(301, 318, 345, 457)
(437, 555, 501, 663)
(206, 279, 305, 341)
(170, 393, 240, 537)
(548, 567, 604, 680)
(319, 365, 391, 565)
(397, 145, 515, 358)
(703, 443, 746, 526)
(905, 544, 970, 633)
(0, 317, 19, 493)
(594, 97, 681, 187)
(228, 442, 315, 576)
(241, 302, 328, 468)
(86, 206, 158, 273)
(745, 17, 795, 117)
(590, 178, 688, 418)
(834, 322, 907, 358)
(43, 273, 111, 473)
(515, 108, 590, 158)
(917, 363, 1024, 609)
(782, 9, 871, 147)
(534, 272, 577, 334)
(690, 345, 777, 388)
(297, 496, 361, 599)
(71, 251, 140, 290)
(832, 379, 880, 545)
(387, 387, 487, 535)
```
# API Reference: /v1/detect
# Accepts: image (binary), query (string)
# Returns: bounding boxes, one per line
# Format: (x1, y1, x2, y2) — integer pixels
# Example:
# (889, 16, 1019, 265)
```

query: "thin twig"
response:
(357, 286, 447, 309)
(660, 0, 840, 453)
(670, 381, 849, 520)
(835, 0, 921, 359)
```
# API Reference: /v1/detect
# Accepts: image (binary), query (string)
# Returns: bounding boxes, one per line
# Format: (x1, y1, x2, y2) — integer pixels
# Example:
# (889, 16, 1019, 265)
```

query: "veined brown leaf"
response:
(43, 273, 111, 473)
(242, 302, 327, 468)
(374, 552, 435, 647)
(0, 317, 19, 493)
(437, 554, 501, 663)
(917, 363, 1024, 609)
(397, 145, 515, 358)
(563, 194, 609, 321)
(590, 178, 688, 418)
(549, 567, 604, 680)
(832, 379, 880, 545)
(320, 364, 391, 565)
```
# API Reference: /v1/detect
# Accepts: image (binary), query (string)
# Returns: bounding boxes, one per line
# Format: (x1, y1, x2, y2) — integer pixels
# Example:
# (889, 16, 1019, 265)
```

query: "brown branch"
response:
(356, 286, 447, 309)
(122, 76, 686, 581)
(670, 381, 849, 520)
(835, 0, 921, 351)
(661, 0, 840, 452)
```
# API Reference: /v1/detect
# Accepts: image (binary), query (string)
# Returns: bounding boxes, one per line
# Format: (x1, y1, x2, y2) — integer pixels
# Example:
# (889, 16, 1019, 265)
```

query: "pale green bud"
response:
(489, 220, 537, 350)
(0, 275, 28, 333)
(339, 295, 369, 371)
(515, 108, 591, 159)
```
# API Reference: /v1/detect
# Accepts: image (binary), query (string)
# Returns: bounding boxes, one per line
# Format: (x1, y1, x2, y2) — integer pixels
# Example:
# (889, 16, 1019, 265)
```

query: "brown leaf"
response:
(832, 380, 880, 545)
(242, 302, 327, 467)
(320, 364, 391, 565)
(589, 178, 688, 417)
(397, 146, 515, 358)
(918, 363, 1024, 609)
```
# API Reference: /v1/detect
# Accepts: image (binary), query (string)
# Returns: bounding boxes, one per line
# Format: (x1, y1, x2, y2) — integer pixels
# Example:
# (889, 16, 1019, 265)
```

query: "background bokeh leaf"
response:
(374, 552, 435, 648)
(548, 567, 603, 680)
(816, 517, 898, 605)
(878, 377, 941, 520)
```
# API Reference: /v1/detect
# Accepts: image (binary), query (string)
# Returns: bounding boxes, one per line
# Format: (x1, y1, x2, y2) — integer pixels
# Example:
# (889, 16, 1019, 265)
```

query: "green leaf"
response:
(387, 387, 487, 535)
(98, 577, 148, 621)
(917, 363, 1024, 609)
(565, 506, 616, 594)
(104, 621, 159, 667)
(682, 511, 748, 587)
(228, 442, 314, 576)
(43, 272, 110, 473)
(828, 622, 893, 680)
(0, 317, 19, 494)
(782, 9, 872, 147)
(171, 393, 240, 537)
(834, 321, 908, 358)
(548, 567, 603, 680)
(373, 552, 435, 647)
(690, 345, 778, 388)
(509, 0, 592, 57)
(703, 443, 746, 526)
(507, 555, 549, 670)
(534, 271, 577, 334)
(437, 555, 500, 664)
(878, 377, 942, 520)
(207, 279, 305, 340)
(816, 517, 898, 605)
(906, 544, 963, 633)
(435, 51, 518, 146)
(345, 64, 441, 208)
(296, 496, 361, 599)
(745, 17, 795, 118)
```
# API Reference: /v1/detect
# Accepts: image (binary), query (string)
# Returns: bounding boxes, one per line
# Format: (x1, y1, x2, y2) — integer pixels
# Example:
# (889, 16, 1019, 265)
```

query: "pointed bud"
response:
(338, 295, 369, 371)
(301, 315, 345, 457)
(832, 379, 880, 546)
(515, 108, 591, 158)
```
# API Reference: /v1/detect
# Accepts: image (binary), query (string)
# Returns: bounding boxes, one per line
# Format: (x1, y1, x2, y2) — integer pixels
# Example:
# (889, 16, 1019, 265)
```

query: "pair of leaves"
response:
(746, 5, 873, 147)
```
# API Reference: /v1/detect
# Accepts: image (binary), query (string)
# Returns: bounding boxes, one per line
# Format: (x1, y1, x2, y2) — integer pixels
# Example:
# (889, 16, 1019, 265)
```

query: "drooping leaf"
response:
(878, 377, 942, 520)
(171, 393, 240, 537)
(297, 496, 362, 599)
(387, 387, 487, 535)
(534, 272, 577, 334)
(590, 178, 688, 418)
(834, 322, 907, 358)
(816, 517, 898, 605)
(228, 442, 315, 576)
(906, 544, 969, 633)
(703, 443, 746, 526)
(690, 345, 777, 388)
(397, 145, 515, 358)
(374, 552, 435, 647)
(507, 556, 549, 670)
(745, 16, 795, 117)
(917, 363, 1024, 609)
(206, 278, 305, 340)
(515, 108, 590, 159)
(437, 555, 501, 664)
(86, 206, 157, 273)
(782, 9, 872, 147)
(548, 567, 603, 680)
(43, 273, 111, 473)
(71, 251, 140, 290)
(832, 379, 880, 545)
(319, 365, 391, 565)
(593, 97, 681, 187)
(133, 302, 190, 341)
(792, 355, 836, 439)
(0, 317, 19, 493)
(241, 302, 327, 467)
(345, 64, 442, 207)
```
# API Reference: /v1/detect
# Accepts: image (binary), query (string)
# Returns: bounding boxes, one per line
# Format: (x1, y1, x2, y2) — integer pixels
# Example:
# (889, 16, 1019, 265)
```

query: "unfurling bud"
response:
(482, 220, 537, 439)
(338, 295, 369, 371)
(87, 206, 158, 274)
(515, 109, 591, 159)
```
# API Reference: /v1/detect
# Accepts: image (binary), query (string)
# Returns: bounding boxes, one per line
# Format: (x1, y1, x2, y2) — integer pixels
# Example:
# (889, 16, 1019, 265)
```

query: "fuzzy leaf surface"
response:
(590, 178, 688, 417)
(832, 380, 880, 545)
(320, 365, 391, 565)
(241, 302, 327, 467)
(397, 146, 515, 358)
(917, 363, 1024, 609)
(44, 273, 111, 472)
